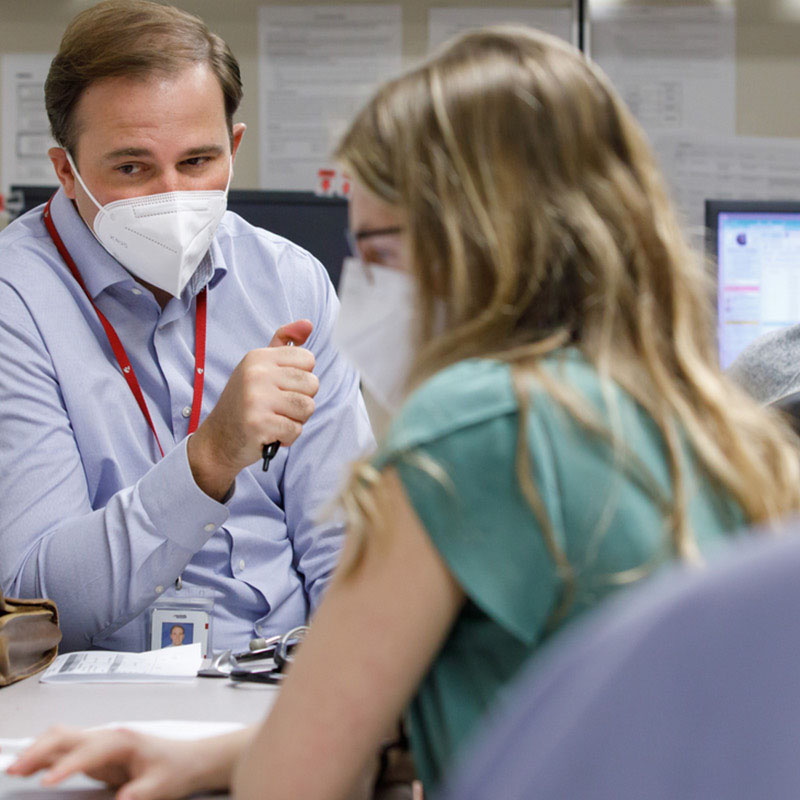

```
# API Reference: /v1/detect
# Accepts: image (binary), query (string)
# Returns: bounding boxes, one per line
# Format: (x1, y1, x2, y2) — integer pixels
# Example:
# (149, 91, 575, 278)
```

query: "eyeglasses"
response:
(345, 225, 406, 272)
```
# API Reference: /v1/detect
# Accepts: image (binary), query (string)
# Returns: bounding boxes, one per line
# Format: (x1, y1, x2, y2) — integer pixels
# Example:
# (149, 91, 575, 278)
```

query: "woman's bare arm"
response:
(233, 467, 465, 800)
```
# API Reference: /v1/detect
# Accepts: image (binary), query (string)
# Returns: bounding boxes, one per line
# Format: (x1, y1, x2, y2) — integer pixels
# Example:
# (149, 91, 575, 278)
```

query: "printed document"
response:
(258, 5, 402, 191)
(39, 642, 202, 684)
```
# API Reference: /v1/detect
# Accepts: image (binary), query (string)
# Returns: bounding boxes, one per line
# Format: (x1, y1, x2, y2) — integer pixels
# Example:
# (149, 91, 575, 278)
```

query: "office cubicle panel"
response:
(9, 186, 349, 289)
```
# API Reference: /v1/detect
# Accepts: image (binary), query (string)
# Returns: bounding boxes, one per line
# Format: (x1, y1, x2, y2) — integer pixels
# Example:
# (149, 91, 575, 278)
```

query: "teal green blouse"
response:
(373, 352, 744, 791)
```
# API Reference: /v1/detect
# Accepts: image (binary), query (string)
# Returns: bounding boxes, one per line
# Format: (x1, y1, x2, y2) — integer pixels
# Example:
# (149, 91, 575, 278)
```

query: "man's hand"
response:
(187, 319, 319, 501)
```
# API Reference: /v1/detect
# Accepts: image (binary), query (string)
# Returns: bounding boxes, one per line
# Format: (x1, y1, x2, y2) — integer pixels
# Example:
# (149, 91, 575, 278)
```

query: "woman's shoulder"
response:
(382, 350, 601, 454)
(381, 359, 514, 455)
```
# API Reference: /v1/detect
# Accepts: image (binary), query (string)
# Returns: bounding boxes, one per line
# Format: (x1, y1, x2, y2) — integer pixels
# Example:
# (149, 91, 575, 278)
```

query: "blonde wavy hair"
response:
(335, 26, 800, 611)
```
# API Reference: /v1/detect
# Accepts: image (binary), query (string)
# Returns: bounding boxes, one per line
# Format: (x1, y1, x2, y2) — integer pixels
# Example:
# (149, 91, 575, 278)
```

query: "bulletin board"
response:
(1, 0, 799, 203)
(0, 0, 574, 194)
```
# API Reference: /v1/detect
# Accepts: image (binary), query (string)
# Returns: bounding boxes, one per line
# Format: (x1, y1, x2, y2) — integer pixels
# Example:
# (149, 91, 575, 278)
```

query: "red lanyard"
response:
(43, 195, 207, 459)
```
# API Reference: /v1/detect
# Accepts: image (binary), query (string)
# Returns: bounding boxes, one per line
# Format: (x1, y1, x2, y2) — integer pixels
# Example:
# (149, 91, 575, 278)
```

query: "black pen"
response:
(261, 440, 279, 471)
(262, 340, 293, 471)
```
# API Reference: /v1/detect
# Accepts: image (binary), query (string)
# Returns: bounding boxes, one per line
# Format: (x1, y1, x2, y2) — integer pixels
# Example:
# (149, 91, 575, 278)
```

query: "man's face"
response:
(49, 62, 245, 230)
(170, 626, 185, 646)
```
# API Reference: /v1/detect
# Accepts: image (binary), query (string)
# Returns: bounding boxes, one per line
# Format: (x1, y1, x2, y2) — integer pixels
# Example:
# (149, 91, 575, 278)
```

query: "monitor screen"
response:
(226, 190, 348, 289)
(9, 186, 349, 289)
(707, 200, 800, 369)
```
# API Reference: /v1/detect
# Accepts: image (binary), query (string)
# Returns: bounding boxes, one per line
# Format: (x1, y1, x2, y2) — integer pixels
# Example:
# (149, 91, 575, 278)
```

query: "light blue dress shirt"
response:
(0, 188, 373, 653)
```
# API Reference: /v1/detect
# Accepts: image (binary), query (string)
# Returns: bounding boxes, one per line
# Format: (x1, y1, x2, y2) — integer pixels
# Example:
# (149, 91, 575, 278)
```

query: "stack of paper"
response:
(39, 642, 202, 684)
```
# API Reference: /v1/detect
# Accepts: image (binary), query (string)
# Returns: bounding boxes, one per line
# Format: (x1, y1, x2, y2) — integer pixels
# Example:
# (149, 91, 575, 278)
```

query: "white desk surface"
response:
(0, 674, 278, 800)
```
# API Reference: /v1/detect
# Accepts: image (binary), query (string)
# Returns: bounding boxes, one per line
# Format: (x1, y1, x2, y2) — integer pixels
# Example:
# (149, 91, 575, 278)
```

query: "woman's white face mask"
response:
(333, 257, 417, 414)
(67, 152, 232, 297)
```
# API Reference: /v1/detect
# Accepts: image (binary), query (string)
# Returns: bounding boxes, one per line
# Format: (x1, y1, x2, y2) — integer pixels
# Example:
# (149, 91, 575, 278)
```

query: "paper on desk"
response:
(39, 643, 202, 683)
(97, 719, 245, 739)
(0, 719, 245, 773)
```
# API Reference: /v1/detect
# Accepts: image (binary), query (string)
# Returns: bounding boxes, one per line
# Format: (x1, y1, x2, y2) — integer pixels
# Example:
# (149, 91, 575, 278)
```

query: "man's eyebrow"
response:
(181, 145, 226, 159)
(101, 144, 226, 162)
(102, 147, 153, 162)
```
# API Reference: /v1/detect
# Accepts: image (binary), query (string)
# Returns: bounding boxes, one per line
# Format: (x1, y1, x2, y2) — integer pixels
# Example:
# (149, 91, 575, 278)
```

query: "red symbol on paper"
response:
(317, 168, 336, 197)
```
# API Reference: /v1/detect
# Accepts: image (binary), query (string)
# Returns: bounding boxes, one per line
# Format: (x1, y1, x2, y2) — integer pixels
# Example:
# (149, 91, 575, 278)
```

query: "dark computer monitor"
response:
(706, 199, 800, 369)
(8, 184, 55, 215)
(226, 190, 348, 289)
(9, 186, 349, 289)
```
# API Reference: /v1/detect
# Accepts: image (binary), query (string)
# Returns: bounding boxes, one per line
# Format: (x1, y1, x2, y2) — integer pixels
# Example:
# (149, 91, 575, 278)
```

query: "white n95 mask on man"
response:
(66, 152, 231, 297)
(333, 257, 417, 414)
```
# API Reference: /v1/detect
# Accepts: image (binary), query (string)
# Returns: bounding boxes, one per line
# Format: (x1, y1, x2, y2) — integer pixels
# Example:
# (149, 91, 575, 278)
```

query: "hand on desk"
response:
(6, 724, 253, 800)
(187, 319, 319, 501)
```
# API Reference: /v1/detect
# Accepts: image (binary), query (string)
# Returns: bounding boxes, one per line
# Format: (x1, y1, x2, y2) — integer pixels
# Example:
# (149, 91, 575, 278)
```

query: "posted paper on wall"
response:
(258, 5, 402, 192)
(428, 7, 574, 51)
(590, 3, 736, 139)
(656, 132, 800, 236)
(1, 54, 56, 194)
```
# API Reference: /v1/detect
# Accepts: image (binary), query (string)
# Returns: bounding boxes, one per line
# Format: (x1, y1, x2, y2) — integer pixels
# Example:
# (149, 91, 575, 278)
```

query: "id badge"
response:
(150, 596, 214, 658)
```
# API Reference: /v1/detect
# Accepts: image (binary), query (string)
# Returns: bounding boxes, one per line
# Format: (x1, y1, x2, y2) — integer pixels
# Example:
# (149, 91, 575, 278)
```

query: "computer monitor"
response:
(226, 190, 348, 289)
(8, 184, 54, 214)
(9, 186, 349, 289)
(707, 199, 800, 369)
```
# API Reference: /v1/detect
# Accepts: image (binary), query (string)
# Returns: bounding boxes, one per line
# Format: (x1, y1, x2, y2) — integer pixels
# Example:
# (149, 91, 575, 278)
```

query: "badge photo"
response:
(150, 606, 211, 658)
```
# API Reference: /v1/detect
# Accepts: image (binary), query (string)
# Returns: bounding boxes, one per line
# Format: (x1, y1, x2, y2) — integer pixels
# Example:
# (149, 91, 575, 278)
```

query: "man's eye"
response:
(184, 157, 210, 167)
(116, 164, 140, 176)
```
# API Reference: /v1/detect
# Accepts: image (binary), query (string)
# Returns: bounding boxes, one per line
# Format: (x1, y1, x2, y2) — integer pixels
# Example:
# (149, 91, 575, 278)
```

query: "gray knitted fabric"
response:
(727, 324, 800, 404)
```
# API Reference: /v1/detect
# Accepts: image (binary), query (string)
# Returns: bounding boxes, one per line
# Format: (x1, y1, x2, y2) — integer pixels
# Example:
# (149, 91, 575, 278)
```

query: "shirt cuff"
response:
(138, 437, 231, 551)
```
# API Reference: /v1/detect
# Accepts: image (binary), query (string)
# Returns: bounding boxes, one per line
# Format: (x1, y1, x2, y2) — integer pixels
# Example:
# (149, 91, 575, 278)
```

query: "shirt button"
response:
(131, 288, 142, 295)
(182, 406, 192, 418)
(155, 585, 164, 594)
(204, 523, 216, 533)
(238, 559, 245, 571)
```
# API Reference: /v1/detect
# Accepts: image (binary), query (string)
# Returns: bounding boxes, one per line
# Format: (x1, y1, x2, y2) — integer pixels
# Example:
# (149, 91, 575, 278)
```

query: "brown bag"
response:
(0, 589, 61, 687)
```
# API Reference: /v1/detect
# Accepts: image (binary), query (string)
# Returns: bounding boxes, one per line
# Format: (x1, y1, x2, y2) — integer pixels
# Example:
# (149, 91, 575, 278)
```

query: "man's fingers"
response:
(246, 345, 315, 373)
(268, 319, 313, 349)
(276, 367, 319, 397)
(198, 323, 318, 476)
(273, 391, 315, 424)
(262, 415, 304, 448)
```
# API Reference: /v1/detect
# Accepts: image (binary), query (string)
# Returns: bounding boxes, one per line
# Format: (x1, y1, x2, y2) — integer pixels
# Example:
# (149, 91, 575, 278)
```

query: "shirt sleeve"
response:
(376, 367, 564, 645)
(279, 250, 375, 612)
(0, 282, 230, 651)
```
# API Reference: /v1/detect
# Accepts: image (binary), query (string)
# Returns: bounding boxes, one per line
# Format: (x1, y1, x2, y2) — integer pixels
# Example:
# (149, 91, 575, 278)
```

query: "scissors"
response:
(229, 625, 308, 685)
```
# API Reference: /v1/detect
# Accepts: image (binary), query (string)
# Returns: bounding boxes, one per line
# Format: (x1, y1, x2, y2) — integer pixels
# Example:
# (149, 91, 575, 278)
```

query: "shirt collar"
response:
(48, 187, 229, 302)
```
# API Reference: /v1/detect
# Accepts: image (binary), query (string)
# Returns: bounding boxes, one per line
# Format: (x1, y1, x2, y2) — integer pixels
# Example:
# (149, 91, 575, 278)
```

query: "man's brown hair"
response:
(45, 0, 243, 157)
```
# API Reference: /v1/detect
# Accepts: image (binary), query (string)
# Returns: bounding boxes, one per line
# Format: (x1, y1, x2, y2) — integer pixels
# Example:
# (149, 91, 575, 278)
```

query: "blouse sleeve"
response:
(375, 361, 567, 645)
